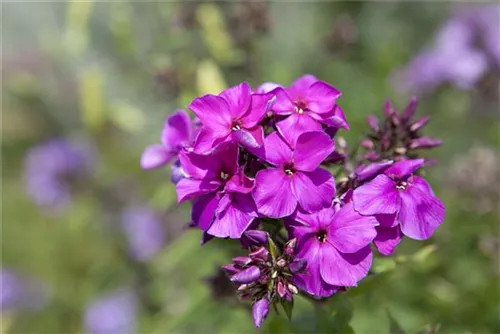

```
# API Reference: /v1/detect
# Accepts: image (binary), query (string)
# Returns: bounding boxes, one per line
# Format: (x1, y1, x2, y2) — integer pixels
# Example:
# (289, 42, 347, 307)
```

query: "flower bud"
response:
(355, 160, 394, 182)
(360, 139, 374, 150)
(401, 96, 418, 121)
(243, 230, 269, 246)
(383, 99, 395, 117)
(277, 280, 287, 298)
(230, 266, 261, 284)
(287, 284, 299, 295)
(365, 152, 380, 161)
(252, 298, 270, 328)
(290, 259, 307, 274)
(222, 264, 239, 275)
(409, 137, 443, 150)
(232, 256, 253, 267)
(249, 247, 269, 262)
(367, 115, 379, 132)
(409, 116, 431, 132)
(276, 259, 287, 267)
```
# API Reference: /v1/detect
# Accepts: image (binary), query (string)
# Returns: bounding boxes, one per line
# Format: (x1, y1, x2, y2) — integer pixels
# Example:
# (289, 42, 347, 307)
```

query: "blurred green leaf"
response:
(196, 59, 227, 95)
(108, 101, 145, 133)
(280, 299, 294, 321)
(64, 0, 94, 56)
(79, 68, 105, 131)
(372, 257, 397, 274)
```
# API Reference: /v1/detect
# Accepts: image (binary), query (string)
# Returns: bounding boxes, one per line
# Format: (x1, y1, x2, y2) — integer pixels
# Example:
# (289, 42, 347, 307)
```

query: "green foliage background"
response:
(2, 2, 499, 333)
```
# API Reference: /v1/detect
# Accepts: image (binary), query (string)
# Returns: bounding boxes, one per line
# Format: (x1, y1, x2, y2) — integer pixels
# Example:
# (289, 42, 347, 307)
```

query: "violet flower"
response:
(1, 269, 49, 312)
(252, 131, 335, 218)
(121, 206, 166, 262)
(271, 74, 348, 146)
(286, 201, 378, 298)
(353, 159, 445, 252)
(24, 139, 94, 213)
(84, 289, 137, 334)
(141, 109, 196, 170)
(188, 82, 274, 153)
(176, 143, 257, 238)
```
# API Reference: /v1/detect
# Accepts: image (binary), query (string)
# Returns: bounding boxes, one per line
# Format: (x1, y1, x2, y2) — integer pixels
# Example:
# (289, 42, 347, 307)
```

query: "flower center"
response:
(231, 120, 242, 131)
(295, 101, 307, 114)
(283, 163, 296, 176)
(220, 171, 230, 181)
(316, 230, 328, 243)
(396, 181, 408, 190)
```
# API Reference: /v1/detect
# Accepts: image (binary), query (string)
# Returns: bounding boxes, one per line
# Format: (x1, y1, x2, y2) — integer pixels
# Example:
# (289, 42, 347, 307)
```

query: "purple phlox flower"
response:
(252, 131, 336, 218)
(177, 143, 257, 238)
(353, 159, 445, 243)
(141, 109, 196, 170)
(271, 74, 347, 146)
(84, 289, 137, 334)
(24, 139, 94, 213)
(1, 269, 49, 312)
(286, 201, 378, 298)
(188, 82, 274, 153)
(121, 206, 166, 262)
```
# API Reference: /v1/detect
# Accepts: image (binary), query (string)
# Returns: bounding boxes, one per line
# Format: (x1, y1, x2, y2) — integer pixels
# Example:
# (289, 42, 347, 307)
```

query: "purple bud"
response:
(230, 266, 261, 284)
(276, 259, 287, 267)
(367, 115, 379, 132)
(221, 264, 239, 275)
(243, 230, 268, 246)
(365, 152, 380, 161)
(409, 116, 431, 132)
(277, 280, 287, 298)
(381, 135, 391, 151)
(290, 259, 307, 274)
(252, 298, 270, 328)
(383, 99, 395, 117)
(355, 160, 394, 182)
(401, 96, 418, 121)
(360, 139, 374, 150)
(249, 247, 269, 262)
(232, 256, 253, 267)
(409, 137, 443, 150)
(284, 238, 297, 256)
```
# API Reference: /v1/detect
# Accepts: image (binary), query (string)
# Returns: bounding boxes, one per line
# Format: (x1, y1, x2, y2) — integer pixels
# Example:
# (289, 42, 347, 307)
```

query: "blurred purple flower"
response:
(84, 289, 137, 334)
(121, 206, 166, 262)
(24, 139, 94, 213)
(1, 268, 49, 312)
(394, 4, 499, 94)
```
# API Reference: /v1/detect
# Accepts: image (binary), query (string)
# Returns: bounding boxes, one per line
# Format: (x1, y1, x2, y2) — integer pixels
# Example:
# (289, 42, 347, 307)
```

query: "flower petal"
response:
(208, 194, 257, 239)
(290, 74, 318, 92)
(271, 88, 295, 115)
(291, 168, 335, 213)
(352, 174, 400, 215)
(176, 178, 219, 203)
(225, 170, 255, 194)
(161, 109, 192, 149)
(193, 128, 230, 154)
(294, 131, 335, 172)
(373, 225, 403, 256)
(384, 158, 425, 180)
(251, 132, 292, 167)
(320, 105, 350, 130)
(232, 127, 263, 149)
(319, 243, 372, 287)
(140, 145, 174, 169)
(276, 113, 322, 147)
(191, 193, 219, 231)
(328, 202, 378, 254)
(220, 82, 252, 119)
(305, 81, 342, 115)
(398, 178, 445, 240)
(240, 93, 274, 128)
(188, 94, 232, 132)
(253, 168, 297, 218)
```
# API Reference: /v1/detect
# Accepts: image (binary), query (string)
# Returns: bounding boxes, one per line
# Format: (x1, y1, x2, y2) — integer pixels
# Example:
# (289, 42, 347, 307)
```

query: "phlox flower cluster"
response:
(142, 75, 445, 327)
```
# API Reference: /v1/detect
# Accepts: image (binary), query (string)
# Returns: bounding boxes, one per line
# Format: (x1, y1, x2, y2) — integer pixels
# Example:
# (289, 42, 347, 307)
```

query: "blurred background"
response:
(2, 1, 499, 333)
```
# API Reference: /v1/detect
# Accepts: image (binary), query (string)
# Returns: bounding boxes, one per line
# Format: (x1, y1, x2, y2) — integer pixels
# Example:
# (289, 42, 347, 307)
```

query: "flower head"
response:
(252, 131, 335, 218)
(271, 75, 347, 146)
(353, 159, 445, 247)
(189, 82, 274, 153)
(287, 202, 378, 298)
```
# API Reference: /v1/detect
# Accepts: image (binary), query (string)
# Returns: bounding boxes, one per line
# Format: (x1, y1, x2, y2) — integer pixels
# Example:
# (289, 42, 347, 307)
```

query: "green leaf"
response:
(371, 257, 397, 274)
(268, 235, 280, 262)
(387, 309, 406, 334)
(196, 60, 227, 95)
(79, 68, 105, 131)
(280, 299, 294, 321)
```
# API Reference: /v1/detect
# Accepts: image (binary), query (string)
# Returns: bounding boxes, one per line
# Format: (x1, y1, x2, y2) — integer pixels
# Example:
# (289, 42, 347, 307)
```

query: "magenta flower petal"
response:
(328, 202, 378, 254)
(276, 113, 322, 147)
(176, 178, 219, 203)
(193, 128, 230, 154)
(225, 170, 254, 194)
(253, 132, 293, 167)
(305, 81, 342, 114)
(272, 88, 295, 115)
(320, 105, 350, 130)
(294, 131, 335, 172)
(373, 226, 402, 256)
(191, 193, 219, 231)
(188, 95, 232, 133)
(240, 93, 274, 128)
(319, 244, 372, 287)
(376, 214, 398, 227)
(230, 266, 261, 284)
(289, 74, 318, 95)
(208, 194, 256, 239)
(291, 168, 335, 213)
(219, 82, 252, 119)
(161, 110, 192, 149)
(140, 145, 174, 169)
(384, 158, 425, 179)
(255, 82, 281, 94)
(232, 128, 263, 149)
(398, 182, 445, 240)
(352, 174, 400, 215)
(253, 168, 297, 218)
(178, 150, 217, 179)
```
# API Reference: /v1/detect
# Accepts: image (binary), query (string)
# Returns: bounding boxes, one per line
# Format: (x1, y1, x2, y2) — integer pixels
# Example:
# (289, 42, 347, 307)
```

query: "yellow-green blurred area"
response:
(2, 1, 499, 333)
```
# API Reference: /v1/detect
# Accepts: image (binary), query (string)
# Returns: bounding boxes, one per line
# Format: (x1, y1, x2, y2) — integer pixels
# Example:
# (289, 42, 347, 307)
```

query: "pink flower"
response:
(189, 83, 274, 153)
(252, 131, 335, 218)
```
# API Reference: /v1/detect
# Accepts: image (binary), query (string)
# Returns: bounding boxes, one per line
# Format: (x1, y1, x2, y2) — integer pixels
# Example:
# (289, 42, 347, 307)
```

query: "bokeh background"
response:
(2, 1, 499, 333)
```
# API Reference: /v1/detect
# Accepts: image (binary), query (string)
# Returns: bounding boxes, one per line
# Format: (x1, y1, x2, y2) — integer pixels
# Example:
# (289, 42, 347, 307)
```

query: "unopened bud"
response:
(290, 259, 307, 274)
(383, 99, 395, 117)
(287, 284, 299, 295)
(360, 139, 374, 150)
(409, 137, 443, 150)
(409, 116, 431, 132)
(230, 266, 261, 284)
(394, 147, 407, 155)
(365, 152, 380, 161)
(401, 96, 418, 121)
(222, 264, 239, 275)
(232, 256, 253, 267)
(277, 280, 287, 298)
(249, 247, 269, 262)
(238, 284, 248, 291)
(252, 298, 270, 328)
(355, 160, 394, 182)
(276, 258, 287, 267)
(367, 115, 379, 132)
(271, 270, 278, 279)
(243, 230, 269, 246)
(381, 135, 391, 151)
